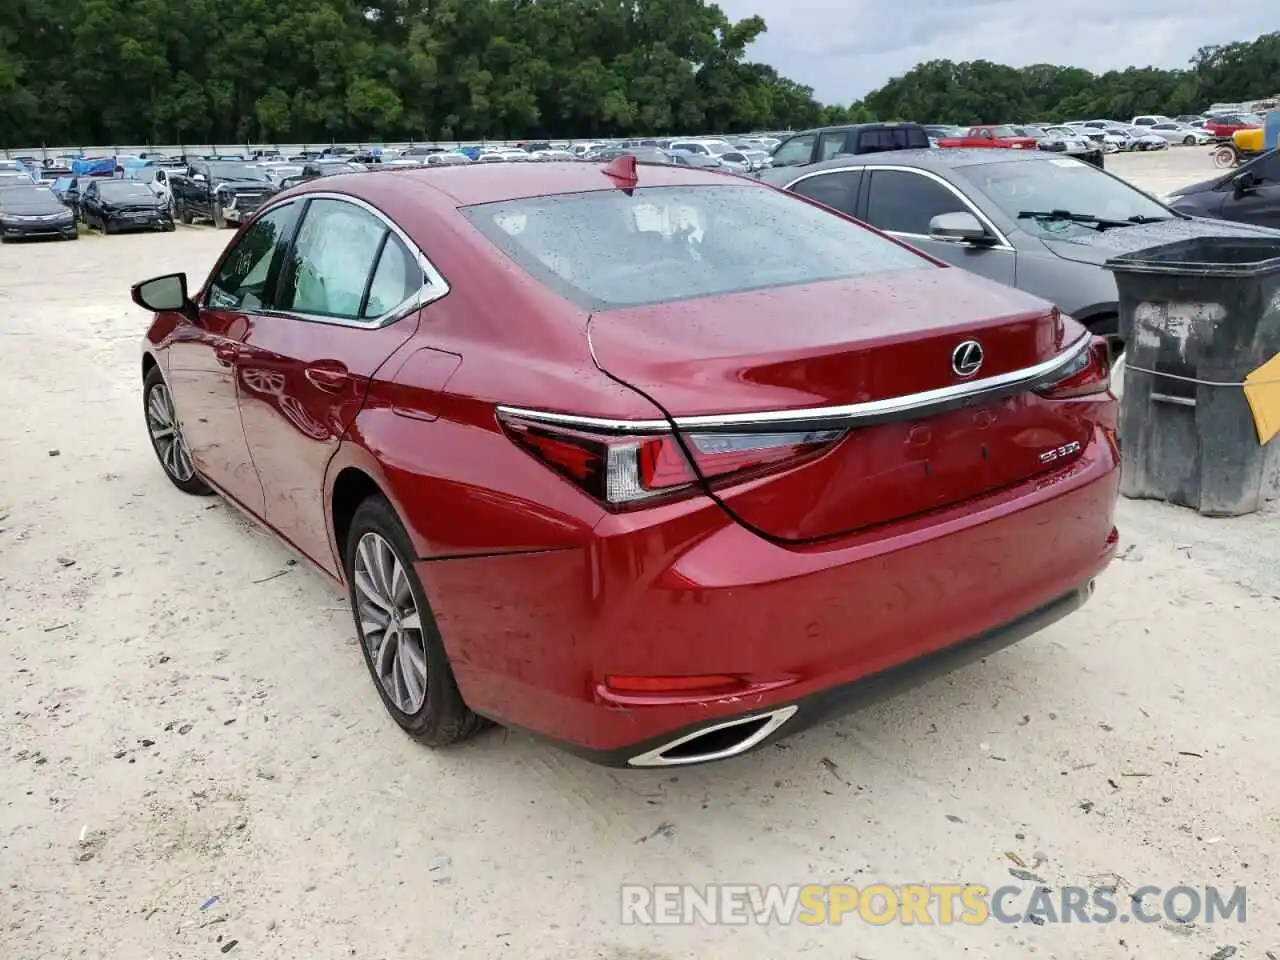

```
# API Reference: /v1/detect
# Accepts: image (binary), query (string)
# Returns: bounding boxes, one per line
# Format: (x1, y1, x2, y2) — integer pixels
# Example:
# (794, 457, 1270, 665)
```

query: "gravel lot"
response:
(3, 148, 1278, 960)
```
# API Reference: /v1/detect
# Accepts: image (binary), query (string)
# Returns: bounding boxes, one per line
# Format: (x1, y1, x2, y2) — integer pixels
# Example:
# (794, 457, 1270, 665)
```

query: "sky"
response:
(715, 0, 1275, 103)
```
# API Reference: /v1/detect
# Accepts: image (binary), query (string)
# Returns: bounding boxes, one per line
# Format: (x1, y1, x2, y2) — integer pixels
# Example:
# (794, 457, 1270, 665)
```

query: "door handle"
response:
(214, 344, 238, 367)
(305, 362, 349, 393)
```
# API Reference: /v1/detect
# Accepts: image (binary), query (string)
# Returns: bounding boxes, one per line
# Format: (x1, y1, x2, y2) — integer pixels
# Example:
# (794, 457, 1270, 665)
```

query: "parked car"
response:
(171, 161, 279, 228)
(591, 147, 674, 165)
(769, 122, 931, 167)
(129, 160, 1119, 767)
(757, 149, 1280, 358)
(79, 178, 174, 233)
(1038, 126, 1106, 167)
(935, 125, 1040, 150)
(1162, 148, 1280, 229)
(130, 166, 176, 211)
(277, 160, 367, 188)
(1144, 122, 1214, 146)
(0, 159, 38, 183)
(667, 152, 726, 169)
(1204, 114, 1262, 139)
(1131, 115, 1175, 128)
(0, 183, 78, 241)
(0, 170, 38, 191)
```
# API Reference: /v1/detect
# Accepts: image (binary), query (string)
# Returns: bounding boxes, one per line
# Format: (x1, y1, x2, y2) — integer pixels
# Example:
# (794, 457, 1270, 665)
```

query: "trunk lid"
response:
(589, 268, 1092, 541)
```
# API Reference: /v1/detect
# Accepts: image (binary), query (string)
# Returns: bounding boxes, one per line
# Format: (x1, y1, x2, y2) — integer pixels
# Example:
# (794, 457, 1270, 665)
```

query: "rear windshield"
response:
(460, 184, 930, 310)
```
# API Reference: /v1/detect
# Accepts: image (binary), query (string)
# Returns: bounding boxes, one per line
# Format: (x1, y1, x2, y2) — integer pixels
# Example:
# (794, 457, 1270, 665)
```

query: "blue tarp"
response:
(71, 157, 117, 177)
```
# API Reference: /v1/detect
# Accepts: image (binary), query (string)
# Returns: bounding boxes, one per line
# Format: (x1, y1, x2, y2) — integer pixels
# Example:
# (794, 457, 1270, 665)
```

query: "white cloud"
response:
(715, 0, 1273, 102)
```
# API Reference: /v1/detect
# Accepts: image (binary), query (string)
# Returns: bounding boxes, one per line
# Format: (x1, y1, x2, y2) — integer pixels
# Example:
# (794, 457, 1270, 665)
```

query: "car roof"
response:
(338, 160, 744, 206)
(758, 148, 1058, 184)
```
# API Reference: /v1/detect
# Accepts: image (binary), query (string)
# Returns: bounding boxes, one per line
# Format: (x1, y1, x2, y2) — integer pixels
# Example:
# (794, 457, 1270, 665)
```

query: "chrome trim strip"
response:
(627, 706, 798, 767)
(784, 163, 1014, 249)
(497, 331, 1092, 434)
(248, 190, 451, 330)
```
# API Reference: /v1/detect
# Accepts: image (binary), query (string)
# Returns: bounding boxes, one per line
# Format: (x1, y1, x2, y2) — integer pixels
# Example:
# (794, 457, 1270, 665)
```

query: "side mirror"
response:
(929, 211, 992, 244)
(1233, 172, 1257, 194)
(132, 272, 197, 320)
(192, 173, 206, 182)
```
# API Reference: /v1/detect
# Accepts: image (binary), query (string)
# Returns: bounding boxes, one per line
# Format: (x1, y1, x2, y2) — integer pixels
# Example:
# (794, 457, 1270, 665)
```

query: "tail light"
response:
(497, 412, 844, 509)
(1035, 336, 1111, 399)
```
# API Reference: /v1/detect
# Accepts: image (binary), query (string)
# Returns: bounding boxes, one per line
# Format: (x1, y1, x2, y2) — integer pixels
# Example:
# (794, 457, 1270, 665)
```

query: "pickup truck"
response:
(169, 160, 279, 228)
(935, 125, 1040, 150)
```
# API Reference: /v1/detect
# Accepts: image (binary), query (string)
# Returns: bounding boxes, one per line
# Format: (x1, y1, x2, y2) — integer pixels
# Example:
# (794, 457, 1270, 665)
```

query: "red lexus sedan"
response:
(132, 157, 1120, 767)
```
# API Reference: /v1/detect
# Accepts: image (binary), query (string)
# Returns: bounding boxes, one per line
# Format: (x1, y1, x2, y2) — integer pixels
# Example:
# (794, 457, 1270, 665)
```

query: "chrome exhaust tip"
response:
(627, 705, 798, 767)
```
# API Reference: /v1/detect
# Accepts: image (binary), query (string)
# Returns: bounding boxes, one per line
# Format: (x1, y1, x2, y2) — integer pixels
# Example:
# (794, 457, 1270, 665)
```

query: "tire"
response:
(1212, 145, 1238, 169)
(178, 200, 193, 225)
(143, 365, 211, 495)
(344, 495, 485, 747)
(1183, 135, 1196, 146)
(103, 218, 115, 235)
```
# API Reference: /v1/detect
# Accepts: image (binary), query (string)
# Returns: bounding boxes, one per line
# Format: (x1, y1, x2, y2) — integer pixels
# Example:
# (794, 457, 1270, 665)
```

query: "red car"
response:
(935, 125, 1040, 150)
(1203, 114, 1261, 138)
(131, 157, 1119, 767)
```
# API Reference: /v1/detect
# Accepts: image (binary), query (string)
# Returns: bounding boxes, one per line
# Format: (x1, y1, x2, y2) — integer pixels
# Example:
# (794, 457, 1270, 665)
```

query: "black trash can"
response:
(1105, 236, 1280, 516)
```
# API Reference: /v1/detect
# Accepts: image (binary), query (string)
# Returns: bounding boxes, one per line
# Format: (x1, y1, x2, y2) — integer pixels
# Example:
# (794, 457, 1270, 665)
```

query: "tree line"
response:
(0, 1, 1277, 148)
(854, 33, 1280, 126)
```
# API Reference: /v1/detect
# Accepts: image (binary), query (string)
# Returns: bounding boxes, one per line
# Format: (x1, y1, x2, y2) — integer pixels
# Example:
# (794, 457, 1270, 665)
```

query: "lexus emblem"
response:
(951, 340, 984, 378)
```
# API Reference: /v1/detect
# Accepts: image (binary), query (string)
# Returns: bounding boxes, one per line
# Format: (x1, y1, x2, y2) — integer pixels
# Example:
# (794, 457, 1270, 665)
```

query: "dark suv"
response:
(770, 123, 931, 167)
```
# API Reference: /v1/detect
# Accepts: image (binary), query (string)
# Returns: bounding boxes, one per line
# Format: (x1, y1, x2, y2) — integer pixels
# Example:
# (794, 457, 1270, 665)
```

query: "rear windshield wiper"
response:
(1017, 209, 1132, 230)
(1125, 214, 1176, 223)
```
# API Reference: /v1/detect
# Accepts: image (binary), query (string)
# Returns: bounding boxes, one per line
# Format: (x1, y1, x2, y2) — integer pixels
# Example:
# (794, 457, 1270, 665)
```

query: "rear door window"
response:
(864, 169, 969, 235)
(789, 170, 863, 216)
(818, 131, 847, 161)
(276, 198, 388, 320)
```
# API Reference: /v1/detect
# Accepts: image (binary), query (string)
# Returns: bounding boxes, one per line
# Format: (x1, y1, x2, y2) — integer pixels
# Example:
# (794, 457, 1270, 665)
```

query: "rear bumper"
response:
(576, 581, 1094, 767)
(419, 422, 1120, 763)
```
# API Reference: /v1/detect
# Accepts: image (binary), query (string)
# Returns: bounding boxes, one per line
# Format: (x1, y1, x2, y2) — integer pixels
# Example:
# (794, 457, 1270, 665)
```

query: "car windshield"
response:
(0, 186, 58, 208)
(99, 181, 156, 201)
(207, 163, 270, 182)
(461, 184, 931, 310)
(956, 158, 1173, 236)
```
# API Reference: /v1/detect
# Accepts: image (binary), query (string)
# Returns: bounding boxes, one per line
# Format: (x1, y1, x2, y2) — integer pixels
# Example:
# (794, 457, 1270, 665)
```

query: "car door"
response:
(786, 169, 864, 218)
(234, 195, 444, 575)
(1221, 153, 1280, 229)
(858, 167, 1017, 286)
(80, 179, 102, 221)
(164, 201, 302, 516)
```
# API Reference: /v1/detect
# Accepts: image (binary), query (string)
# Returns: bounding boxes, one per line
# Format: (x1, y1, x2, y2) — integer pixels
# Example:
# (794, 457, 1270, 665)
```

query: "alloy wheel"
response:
(353, 532, 429, 714)
(146, 383, 195, 482)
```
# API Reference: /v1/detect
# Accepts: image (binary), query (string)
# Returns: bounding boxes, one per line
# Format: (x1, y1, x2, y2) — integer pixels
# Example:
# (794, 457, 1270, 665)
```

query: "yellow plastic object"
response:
(1243, 352, 1280, 445)
(1232, 127, 1265, 153)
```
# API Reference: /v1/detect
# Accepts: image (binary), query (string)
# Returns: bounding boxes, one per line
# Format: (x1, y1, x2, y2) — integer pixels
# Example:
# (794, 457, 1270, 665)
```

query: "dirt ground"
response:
(3, 148, 1278, 960)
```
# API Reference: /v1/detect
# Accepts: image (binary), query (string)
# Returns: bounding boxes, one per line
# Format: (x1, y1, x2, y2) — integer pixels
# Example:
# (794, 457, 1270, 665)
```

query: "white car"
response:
(1144, 122, 1214, 146)
(1131, 115, 1175, 127)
